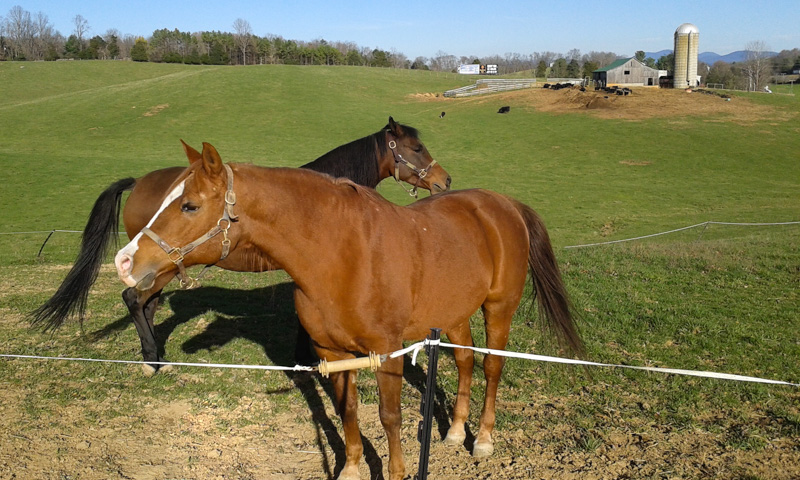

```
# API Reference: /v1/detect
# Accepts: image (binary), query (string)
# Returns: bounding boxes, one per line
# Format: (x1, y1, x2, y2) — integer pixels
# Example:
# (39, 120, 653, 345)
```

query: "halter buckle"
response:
(167, 247, 184, 264)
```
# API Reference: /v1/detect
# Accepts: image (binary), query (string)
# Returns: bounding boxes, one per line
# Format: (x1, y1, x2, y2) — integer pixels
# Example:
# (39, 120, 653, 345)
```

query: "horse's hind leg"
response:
(473, 301, 515, 457)
(443, 320, 475, 446)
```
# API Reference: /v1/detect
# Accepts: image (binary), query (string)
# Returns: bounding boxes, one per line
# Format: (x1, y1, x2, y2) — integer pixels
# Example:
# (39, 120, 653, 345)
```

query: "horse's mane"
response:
(299, 123, 420, 188)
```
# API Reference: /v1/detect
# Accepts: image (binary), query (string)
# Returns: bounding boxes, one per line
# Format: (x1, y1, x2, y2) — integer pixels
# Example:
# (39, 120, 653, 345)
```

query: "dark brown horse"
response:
(115, 142, 582, 480)
(32, 118, 450, 371)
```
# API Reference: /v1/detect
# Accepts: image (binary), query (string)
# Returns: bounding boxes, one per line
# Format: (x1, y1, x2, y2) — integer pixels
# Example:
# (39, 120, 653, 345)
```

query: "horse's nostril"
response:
(119, 255, 132, 275)
(446, 176, 452, 188)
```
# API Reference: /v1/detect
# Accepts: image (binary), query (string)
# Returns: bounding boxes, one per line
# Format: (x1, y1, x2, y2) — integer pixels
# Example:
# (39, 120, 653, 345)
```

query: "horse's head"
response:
(385, 116, 451, 195)
(115, 141, 237, 293)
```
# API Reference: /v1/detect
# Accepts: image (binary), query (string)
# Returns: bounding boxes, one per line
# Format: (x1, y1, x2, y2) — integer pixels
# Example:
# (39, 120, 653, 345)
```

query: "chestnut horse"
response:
(115, 142, 583, 480)
(32, 118, 450, 371)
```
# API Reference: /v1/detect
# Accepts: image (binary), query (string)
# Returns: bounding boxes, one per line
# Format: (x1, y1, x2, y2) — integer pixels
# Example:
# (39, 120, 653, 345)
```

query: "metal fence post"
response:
(415, 327, 441, 480)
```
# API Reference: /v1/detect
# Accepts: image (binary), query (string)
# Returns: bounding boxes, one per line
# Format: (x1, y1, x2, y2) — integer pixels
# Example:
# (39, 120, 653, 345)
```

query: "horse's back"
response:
(395, 189, 530, 337)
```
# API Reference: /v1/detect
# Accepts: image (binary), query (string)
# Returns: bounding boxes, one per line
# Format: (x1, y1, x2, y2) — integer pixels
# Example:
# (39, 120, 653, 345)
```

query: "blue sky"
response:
(9, 1, 800, 59)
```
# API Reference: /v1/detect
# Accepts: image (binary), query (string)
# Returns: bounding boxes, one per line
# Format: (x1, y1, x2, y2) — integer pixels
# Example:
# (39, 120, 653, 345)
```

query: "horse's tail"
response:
(30, 177, 137, 331)
(513, 199, 584, 357)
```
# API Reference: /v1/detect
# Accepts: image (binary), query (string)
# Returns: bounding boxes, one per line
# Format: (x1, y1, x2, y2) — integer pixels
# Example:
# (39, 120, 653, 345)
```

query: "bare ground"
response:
(409, 85, 797, 126)
(2, 363, 799, 480)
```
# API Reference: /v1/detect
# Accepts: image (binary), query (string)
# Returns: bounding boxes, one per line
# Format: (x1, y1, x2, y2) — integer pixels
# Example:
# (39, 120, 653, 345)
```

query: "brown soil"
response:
(410, 86, 793, 125)
(2, 368, 799, 480)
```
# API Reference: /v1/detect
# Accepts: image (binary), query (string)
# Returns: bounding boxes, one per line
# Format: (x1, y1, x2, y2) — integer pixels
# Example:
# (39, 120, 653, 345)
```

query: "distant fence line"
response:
(564, 221, 800, 249)
(3, 221, 797, 254)
(443, 78, 537, 97)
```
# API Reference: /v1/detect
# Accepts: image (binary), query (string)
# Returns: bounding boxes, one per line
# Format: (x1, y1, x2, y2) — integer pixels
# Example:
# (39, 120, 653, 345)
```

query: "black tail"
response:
(513, 200, 585, 357)
(31, 177, 137, 331)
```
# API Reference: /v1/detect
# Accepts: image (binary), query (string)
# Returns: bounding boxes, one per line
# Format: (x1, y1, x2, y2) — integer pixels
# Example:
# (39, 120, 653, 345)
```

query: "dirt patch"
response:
(411, 86, 793, 124)
(1, 371, 798, 480)
(142, 104, 169, 117)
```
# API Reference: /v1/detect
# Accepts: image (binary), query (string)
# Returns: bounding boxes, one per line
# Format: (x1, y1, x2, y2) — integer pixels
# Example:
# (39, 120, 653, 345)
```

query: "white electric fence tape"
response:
(1, 339, 798, 387)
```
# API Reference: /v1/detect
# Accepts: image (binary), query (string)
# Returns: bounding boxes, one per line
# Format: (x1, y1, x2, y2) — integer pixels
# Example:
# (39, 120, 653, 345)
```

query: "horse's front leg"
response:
(317, 348, 363, 480)
(375, 354, 406, 480)
(122, 287, 165, 376)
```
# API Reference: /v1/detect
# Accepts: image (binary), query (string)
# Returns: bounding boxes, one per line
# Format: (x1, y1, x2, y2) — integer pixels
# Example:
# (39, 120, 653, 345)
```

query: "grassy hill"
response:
(0, 61, 798, 479)
(2, 61, 797, 249)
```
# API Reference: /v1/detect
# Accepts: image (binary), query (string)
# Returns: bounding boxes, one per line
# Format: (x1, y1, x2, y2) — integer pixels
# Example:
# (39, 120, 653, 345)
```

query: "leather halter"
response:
(140, 163, 237, 289)
(388, 140, 438, 198)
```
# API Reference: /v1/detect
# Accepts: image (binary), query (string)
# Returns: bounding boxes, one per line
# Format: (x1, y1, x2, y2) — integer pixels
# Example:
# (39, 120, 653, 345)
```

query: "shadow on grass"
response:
(90, 281, 459, 479)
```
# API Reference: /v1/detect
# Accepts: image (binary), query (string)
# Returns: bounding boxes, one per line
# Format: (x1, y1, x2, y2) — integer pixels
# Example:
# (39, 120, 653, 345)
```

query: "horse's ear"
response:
(388, 116, 403, 137)
(181, 140, 203, 165)
(200, 142, 224, 177)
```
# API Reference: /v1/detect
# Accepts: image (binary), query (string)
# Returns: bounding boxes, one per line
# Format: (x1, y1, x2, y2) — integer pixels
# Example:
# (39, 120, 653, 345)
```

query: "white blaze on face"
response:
(115, 180, 186, 284)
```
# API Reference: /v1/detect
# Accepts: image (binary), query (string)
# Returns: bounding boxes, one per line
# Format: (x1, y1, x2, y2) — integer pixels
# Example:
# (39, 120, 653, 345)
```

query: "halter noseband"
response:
(140, 163, 238, 289)
(388, 139, 438, 198)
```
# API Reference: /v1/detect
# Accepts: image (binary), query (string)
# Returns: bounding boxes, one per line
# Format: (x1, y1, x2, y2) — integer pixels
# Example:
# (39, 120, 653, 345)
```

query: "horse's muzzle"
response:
(432, 176, 452, 194)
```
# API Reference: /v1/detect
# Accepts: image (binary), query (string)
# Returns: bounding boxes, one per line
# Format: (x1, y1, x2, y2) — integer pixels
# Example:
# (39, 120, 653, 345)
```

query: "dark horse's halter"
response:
(388, 140, 438, 198)
(140, 164, 237, 289)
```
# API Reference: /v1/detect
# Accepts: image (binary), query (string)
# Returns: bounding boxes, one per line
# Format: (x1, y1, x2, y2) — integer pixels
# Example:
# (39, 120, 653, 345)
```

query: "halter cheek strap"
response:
(388, 140, 438, 199)
(140, 163, 237, 289)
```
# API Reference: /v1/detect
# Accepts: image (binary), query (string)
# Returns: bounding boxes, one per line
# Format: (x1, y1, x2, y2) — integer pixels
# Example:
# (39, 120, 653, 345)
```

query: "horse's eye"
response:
(181, 202, 199, 213)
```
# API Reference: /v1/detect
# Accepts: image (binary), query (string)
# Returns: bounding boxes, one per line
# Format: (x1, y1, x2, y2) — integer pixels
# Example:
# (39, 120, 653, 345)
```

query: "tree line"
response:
(2, 4, 799, 87)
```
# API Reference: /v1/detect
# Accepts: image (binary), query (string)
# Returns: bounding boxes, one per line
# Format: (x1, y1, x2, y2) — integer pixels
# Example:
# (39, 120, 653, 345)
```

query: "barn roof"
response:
(594, 57, 633, 73)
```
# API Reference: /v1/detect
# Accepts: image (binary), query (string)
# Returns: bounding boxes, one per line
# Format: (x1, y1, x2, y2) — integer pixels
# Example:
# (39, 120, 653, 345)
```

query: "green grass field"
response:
(0, 61, 798, 479)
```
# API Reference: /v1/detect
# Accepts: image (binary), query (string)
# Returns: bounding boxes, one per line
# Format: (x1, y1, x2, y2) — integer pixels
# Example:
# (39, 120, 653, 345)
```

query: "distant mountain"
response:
(643, 50, 672, 61)
(642, 50, 778, 64)
(698, 50, 778, 64)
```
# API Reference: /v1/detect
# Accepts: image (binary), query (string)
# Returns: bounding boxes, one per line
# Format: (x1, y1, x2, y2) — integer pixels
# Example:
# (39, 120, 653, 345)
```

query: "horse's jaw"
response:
(133, 272, 156, 291)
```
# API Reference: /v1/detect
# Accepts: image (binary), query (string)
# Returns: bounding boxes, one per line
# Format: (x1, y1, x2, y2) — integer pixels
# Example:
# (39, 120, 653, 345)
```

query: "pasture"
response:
(1, 61, 799, 479)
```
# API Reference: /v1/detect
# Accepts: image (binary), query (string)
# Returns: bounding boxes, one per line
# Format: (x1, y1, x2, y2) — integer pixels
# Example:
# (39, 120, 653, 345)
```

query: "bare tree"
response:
(5, 6, 32, 59)
(743, 40, 773, 92)
(233, 18, 252, 65)
(73, 14, 88, 45)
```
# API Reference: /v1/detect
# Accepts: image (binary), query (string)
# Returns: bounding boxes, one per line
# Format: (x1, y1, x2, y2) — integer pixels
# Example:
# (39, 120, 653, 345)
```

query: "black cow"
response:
(497, 106, 510, 114)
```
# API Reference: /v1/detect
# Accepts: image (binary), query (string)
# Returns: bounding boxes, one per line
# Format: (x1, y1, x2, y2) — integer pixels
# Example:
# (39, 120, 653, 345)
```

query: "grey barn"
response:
(593, 58, 666, 87)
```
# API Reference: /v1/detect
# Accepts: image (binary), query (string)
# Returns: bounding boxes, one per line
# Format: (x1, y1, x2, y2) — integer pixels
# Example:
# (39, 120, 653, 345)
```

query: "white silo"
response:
(673, 23, 699, 88)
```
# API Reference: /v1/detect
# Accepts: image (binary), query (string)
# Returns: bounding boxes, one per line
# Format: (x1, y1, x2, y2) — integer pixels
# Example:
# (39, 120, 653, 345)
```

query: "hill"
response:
(644, 50, 779, 64)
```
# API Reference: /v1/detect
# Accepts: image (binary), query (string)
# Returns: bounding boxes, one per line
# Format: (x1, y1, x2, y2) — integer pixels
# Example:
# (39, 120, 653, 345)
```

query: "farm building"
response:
(593, 58, 666, 87)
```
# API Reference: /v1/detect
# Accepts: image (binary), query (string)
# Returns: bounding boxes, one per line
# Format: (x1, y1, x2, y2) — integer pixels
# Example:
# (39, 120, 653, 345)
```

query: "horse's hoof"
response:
(335, 465, 360, 480)
(443, 432, 466, 446)
(159, 363, 174, 374)
(472, 441, 494, 458)
(141, 363, 157, 377)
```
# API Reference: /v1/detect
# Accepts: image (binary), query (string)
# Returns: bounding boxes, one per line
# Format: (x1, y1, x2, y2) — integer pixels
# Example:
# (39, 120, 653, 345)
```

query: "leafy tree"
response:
(550, 58, 567, 78)
(643, 57, 656, 68)
(63, 34, 81, 58)
(107, 34, 119, 59)
(130, 37, 148, 62)
(656, 53, 674, 73)
(566, 58, 581, 77)
(535, 60, 547, 78)
(370, 48, 391, 67)
(581, 61, 598, 78)
(410, 56, 428, 70)
(86, 35, 106, 59)
(634, 50, 646, 62)
(345, 49, 364, 66)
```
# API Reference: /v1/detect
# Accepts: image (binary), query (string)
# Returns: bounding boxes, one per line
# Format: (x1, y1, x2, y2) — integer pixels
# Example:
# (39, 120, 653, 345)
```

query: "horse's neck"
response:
(238, 166, 371, 279)
(300, 133, 382, 188)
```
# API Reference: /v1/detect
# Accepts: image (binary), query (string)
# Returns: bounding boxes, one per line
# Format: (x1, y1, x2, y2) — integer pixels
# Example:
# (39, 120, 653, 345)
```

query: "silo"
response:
(673, 23, 699, 88)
